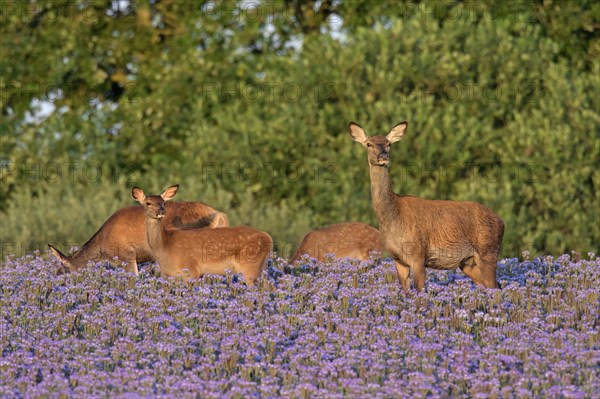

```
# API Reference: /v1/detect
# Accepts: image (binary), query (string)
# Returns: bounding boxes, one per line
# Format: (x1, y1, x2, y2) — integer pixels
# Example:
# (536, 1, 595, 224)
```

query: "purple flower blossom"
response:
(0, 253, 598, 398)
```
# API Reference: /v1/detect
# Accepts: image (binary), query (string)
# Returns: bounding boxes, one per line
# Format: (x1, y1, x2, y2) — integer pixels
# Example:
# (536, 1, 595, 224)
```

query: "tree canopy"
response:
(1, 0, 598, 258)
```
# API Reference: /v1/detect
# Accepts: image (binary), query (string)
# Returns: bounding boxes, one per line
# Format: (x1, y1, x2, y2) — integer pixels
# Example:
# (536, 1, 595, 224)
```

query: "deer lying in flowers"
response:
(290, 222, 382, 263)
(49, 198, 228, 275)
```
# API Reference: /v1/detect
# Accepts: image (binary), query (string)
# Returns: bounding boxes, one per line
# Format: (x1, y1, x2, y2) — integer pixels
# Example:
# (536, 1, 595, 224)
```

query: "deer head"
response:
(132, 185, 179, 218)
(349, 121, 407, 167)
(47, 244, 75, 274)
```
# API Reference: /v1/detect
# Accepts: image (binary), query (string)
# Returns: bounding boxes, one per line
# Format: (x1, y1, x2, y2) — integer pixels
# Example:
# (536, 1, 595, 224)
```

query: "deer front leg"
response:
(124, 260, 139, 275)
(412, 262, 426, 292)
(393, 260, 411, 292)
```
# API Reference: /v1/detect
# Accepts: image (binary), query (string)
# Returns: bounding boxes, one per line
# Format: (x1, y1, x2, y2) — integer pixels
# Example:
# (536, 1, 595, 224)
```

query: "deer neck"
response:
(368, 164, 400, 227)
(145, 216, 166, 257)
(69, 233, 103, 270)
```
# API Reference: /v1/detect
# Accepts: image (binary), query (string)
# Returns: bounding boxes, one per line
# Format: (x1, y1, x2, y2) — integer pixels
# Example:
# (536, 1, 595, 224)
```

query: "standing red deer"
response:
(48, 200, 228, 275)
(132, 185, 272, 286)
(290, 222, 382, 263)
(349, 121, 504, 291)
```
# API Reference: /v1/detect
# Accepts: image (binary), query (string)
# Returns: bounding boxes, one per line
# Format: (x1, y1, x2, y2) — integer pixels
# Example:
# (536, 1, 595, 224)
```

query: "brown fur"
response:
(290, 222, 383, 263)
(133, 185, 272, 286)
(48, 201, 228, 275)
(349, 121, 504, 291)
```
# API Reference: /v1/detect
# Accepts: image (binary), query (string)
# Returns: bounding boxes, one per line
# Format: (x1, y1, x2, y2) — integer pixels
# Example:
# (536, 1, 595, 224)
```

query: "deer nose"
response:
(378, 153, 389, 161)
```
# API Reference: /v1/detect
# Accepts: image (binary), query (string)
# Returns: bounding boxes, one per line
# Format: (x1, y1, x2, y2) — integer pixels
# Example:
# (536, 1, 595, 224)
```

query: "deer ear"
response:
(132, 187, 146, 203)
(160, 184, 179, 201)
(48, 244, 69, 265)
(387, 121, 407, 143)
(349, 122, 368, 145)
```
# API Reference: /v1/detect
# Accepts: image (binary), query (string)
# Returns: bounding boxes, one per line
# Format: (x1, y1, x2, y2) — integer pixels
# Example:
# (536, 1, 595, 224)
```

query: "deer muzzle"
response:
(376, 153, 390, 165)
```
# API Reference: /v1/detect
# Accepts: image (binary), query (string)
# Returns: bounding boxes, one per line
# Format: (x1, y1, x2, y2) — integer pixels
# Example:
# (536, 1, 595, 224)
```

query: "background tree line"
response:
(1, 0, 598, 259)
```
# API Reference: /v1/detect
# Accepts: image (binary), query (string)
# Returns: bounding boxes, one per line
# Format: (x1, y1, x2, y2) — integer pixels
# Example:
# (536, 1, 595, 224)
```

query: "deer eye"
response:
(367, 143, 373, 147)
(146, 202, 152, 206)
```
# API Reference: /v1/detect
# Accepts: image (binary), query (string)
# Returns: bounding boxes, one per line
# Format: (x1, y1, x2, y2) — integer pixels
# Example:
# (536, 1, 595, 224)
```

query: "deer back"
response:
(157, 225, 273, 283)
(291, 222, 382, 263)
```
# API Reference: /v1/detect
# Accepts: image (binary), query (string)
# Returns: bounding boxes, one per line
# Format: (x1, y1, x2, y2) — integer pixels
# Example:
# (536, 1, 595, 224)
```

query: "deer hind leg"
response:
(239, 267, 262, 287)
(244, 275, 256, 287)
(233, 262, 260, 287)
(461, 253, 499, 289)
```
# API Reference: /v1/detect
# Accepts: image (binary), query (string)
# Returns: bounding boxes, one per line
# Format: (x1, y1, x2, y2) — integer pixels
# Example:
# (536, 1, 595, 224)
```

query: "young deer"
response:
(48, 200, 228, 275)
(349, 121, 504, 291)
(132, 185, 272, 286)
(290, 222, 383, 263)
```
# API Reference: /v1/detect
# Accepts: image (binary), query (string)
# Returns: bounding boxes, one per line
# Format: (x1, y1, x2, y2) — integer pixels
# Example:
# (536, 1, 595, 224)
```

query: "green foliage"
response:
(1, 0, 598, 258)
(1, 178, 131, 258)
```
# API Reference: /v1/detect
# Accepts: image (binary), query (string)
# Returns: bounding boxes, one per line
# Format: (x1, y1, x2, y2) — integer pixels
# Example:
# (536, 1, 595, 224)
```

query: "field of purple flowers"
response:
(1, 252, 599, 398)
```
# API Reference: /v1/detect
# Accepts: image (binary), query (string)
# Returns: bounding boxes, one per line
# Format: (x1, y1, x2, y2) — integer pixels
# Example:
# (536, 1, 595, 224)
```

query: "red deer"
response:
(132, 185, 272, 286)
(290, 222, 382, 263)
(349, 121, 504, 291)
(48, 200, 228, 275)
